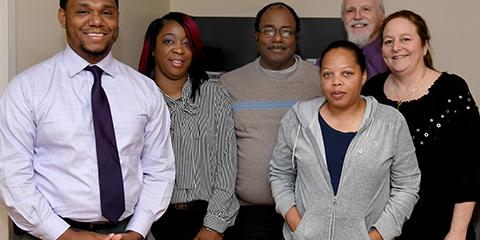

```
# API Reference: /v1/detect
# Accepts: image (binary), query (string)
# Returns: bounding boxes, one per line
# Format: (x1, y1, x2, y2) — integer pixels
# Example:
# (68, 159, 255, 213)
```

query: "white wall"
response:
(171, 0, 480, 104)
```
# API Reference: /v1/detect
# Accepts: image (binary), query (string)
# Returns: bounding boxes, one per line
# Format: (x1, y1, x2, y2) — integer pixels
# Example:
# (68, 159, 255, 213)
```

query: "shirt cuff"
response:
(203, 213, 229, 233)
(30, 213, 69, 240)
(372, 220, 395, 240)
(125, 210, 154, 238)
(275, 193, 296, 218)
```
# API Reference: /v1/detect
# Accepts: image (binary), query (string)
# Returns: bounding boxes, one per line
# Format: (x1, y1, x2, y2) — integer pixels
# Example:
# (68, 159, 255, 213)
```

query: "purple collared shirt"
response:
(363, 37, 388, 79)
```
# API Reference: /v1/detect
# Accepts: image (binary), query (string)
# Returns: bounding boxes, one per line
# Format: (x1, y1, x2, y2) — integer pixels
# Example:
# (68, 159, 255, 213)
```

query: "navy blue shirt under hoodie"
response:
(319, 113, 356, 195)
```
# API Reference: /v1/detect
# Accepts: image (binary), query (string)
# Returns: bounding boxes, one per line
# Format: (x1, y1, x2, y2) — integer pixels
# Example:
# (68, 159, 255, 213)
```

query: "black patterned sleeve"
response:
(448, 75, 480, 202)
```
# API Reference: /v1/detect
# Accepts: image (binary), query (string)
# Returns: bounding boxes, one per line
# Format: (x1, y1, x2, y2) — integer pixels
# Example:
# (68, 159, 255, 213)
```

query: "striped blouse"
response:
(161, 78, 239, 233)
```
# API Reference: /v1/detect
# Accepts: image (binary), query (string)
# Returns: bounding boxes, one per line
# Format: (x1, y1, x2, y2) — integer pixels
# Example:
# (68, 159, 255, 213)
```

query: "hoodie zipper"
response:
(334, 116, 373, 198)
(328, 118, 373, 240)
(329, 196, 337, 240)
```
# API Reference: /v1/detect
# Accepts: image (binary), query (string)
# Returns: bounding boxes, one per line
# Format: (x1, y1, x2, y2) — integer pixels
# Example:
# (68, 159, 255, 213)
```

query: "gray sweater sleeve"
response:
(269, 108, 298, 217)
(372, 112, 421, 240)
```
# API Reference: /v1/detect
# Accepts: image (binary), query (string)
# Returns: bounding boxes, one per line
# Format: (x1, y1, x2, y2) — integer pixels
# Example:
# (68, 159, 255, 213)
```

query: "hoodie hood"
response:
(287, 96, 379, 169)
(291, 96, 378, 131)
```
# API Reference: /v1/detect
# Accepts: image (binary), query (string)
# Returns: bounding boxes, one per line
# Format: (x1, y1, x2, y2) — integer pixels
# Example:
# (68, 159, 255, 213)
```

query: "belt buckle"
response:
(90, 221, 110, 227)
(88, 222, 97, 230)
(174, 203, 189, 210)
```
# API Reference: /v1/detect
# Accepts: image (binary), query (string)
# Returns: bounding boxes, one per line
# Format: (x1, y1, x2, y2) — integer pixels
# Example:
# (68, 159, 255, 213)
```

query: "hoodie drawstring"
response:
(358, 116, 374, 154)
(291, 124, 301, 170)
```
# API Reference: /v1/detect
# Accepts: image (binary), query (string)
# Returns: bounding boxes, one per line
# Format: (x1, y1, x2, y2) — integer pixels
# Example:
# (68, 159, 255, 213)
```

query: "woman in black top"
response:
(362, 10, 480, 240)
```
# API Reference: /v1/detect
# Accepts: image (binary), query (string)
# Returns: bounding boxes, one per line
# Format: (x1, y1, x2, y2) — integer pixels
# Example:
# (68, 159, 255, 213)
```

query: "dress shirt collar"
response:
(63, 45, 117, 78)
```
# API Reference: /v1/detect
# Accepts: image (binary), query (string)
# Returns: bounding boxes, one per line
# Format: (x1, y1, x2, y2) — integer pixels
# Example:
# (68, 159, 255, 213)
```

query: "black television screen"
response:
(195, 17, 347, 72)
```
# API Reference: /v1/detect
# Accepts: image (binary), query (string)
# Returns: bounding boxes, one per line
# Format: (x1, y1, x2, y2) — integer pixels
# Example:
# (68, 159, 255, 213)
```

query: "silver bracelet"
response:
(205, 227, 223, 236)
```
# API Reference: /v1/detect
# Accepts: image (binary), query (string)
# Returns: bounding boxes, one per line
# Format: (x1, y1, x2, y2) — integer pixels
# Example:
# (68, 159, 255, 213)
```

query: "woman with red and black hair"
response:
(139, 12, 238, 240)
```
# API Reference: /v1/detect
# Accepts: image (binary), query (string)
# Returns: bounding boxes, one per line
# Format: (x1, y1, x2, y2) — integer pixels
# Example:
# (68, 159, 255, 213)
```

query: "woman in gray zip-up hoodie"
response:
(269, 41, 420, 240)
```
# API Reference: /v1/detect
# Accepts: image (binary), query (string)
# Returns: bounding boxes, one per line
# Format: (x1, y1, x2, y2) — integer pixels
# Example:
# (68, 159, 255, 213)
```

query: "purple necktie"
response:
(86, 65, 125, 223)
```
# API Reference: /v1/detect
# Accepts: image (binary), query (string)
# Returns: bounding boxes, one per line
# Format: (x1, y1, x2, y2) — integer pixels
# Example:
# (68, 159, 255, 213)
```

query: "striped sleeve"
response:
(203, 83, 239, 233)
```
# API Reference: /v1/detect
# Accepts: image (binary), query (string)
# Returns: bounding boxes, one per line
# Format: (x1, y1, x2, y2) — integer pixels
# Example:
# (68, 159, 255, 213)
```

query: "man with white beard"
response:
(341, 0, 387, 79)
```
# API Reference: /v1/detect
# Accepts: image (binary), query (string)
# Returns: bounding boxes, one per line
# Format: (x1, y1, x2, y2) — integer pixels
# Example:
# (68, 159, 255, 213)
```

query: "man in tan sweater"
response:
(220, 2, 321, 239)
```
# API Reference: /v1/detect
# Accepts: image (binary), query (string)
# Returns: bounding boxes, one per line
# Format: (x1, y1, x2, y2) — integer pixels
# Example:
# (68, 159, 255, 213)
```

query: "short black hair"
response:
(60, 0, 119, 9)
(254, 2, 300, 33)
(320, 40, 367, 74)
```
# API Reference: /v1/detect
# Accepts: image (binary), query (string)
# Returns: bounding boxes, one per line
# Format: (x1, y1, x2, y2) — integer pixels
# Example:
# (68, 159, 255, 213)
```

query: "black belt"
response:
(169, 200, 208, 211)
(63, 215, 131, 231)
(12, 215, 131, 235)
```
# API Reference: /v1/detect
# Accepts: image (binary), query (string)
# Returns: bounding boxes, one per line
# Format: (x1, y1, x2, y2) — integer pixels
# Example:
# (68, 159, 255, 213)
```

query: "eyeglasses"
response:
(260, 27, 295, 38)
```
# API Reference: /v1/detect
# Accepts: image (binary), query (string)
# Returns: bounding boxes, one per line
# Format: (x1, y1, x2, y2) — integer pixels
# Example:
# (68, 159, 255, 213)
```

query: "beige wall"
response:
(171, 0, 341, 17)
(385, 1, 480, 105)
(1, 0, 15, 89)
(4, 0, 480, 238)
(112, 0, 170, 68)
(14, 0, 480, 101)
(0, 0, 15, 238)
(15, 1, 64, 74)
(172, 0, 480, 103)
(15, 0, 170, 73)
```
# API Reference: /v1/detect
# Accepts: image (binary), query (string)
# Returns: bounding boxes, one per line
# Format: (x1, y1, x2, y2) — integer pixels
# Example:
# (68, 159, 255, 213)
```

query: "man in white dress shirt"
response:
(0, 0, 175, 239)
